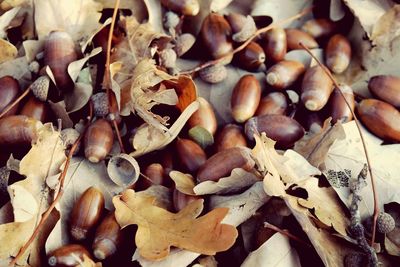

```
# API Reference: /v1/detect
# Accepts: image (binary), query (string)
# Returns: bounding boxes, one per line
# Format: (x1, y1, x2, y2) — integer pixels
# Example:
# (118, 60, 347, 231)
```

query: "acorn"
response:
(173, 188, 202, 211)
(301, 18, 337, 39)
(328, 84, 355, 123)
(0, 76, 20, 117)
(215, 124, 247, 152)
(188, 97, 217, 135)
(91, 92, 109, 117)
(302, 111, 323, 133)
(262, 27, 287, 62)
(231, 74, 261, 123)
(225, 13, 257, 42)
(48, 244, 91, 267)
(301, 65, 334, 111)
(84, 119, 114, 163)
(176, 138, 207, 173)
(92, 212, 123, 260)
(225, 12, 247, 34)
(199, 64, 227, 84)
(285, 28, 318, 50)
(31, 75, 50, 101)
(70, 187, 105, 241)
(368, 75, 400, 108)
(137, 163, 166, 190)
(174, 33, 196, 57)
(376, 212, 395, 234)
(325, 34, 351, 74)
(0, 115, 41, 146)
(255, 92, 288, 116)
(265, 60, 305, 89)
(201, 13, 233, 61)
(20, 96, 49, 122)
(245, 114, 305, 148)
(235, 41, 266, 71)
(357, 99, 400, 142)
(197, 147, 255, 182)
(161, 0, 200, 16)
(44, 31, 78, 91)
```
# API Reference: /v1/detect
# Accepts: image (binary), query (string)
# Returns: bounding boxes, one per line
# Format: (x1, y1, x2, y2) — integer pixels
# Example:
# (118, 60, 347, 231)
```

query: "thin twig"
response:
(299, 43, 379, 245)
(264, 222, 312, 248)
(0, 87, 30, 119)
(112, 119, 125, 153)
(179, 7, 313, 75)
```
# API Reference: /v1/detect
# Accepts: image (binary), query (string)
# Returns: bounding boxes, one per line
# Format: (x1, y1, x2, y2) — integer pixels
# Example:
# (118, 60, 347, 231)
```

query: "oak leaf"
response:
(113, 189, 238, 260)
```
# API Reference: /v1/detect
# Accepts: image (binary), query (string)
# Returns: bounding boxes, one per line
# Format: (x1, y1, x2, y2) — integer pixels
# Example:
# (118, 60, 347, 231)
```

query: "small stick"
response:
(299, 43, 379, 245)
(0, 87, 30, 119)
(264, 222, 312, 248)
(180, 7, 313, 75)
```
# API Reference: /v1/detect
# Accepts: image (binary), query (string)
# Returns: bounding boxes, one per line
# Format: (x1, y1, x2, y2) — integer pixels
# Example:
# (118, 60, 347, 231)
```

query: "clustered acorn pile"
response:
(0, 0, 399, 266)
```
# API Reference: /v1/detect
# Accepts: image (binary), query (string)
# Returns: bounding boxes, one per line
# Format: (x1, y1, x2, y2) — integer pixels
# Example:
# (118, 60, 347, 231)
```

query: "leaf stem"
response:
(264, 222, 312, 248)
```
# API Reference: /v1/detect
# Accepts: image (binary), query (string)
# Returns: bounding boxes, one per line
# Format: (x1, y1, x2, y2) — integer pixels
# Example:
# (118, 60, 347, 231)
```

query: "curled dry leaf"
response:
(113, 189, 238, 260)
(169, 171, 196, 196)
(107, 153, 140, 187)
(193, 168, 261, 195)
(0, 6, 21, 38)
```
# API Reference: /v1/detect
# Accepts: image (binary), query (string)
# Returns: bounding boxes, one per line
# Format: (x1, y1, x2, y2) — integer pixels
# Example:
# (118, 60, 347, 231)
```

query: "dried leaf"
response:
(132, 248, 200, 267)
(0, 39, 17, 64)
(48, 100, 74, 129)
(169, 171, 196, 196)
(113, 189, 238, 260)
(0, 6, 20, 38)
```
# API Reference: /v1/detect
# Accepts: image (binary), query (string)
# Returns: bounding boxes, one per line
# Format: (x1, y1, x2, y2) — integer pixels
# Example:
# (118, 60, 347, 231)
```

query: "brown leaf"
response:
(113, 189, 238, 260)
(163, 75, 198, 112)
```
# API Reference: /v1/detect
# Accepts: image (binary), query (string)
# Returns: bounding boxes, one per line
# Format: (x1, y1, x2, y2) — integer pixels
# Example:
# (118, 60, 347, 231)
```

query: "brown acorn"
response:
(301, 65, 334, 111)
(0, 76, 20, 117)
(161, 0, 200, 16)
(215, 124, 247, 152)
(262, 27, 287, 62)
(368, 75, 400, 108)
(20, 96, 49, 122)
(328, 84, 355, 123)
(265, 60, 305, 89)
(197, 147, 255, 182)
(255, 92, 288, 116)
(44, 31, 78, 91)
(173, 188, 202, 211)
(188, 97, 217, 135)
(301, 18, 337, 39)
(0, 115, 41, 146)
(48, 244, 91, 267)
(285, 28, 318, 50)
(84, 119, 114, 163)
(235, 41, 266, 71)
(92, 212, 123, 260)
(357, 99, 400, 142)
(176, 138, 207, 173)
(245, 114, 305, 148)
(326, 34, 351, 74)
(231, 74, 261, 123)
(137, 163, 166, 190)
(201, 13, 233, 61)
(70, 187, 105, 241)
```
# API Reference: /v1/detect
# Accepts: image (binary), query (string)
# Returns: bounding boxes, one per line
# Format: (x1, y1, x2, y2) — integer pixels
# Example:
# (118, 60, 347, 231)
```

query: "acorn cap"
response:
(91, 92, 109, 117)
(199, 64, 227, 84)
(377, 212, 395, 234)
(31, 76, 50, 101)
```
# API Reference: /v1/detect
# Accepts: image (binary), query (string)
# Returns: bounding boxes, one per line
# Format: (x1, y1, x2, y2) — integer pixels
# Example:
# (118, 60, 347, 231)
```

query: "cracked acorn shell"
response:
(70, 187, 105, 241)
(0, 115, 41, 146)
(84, 119, 114, 163)
(265, 60, 305, 89)
(48, 244, 91, 267)
(326, 34, 351, 74)
(262, 27, 287, 63)
(93, 212, 123, 260)
(44, 31, 78, 91)
(357, 99, 400, 142)
(231, 74, 261, 123)
(0, 76, 20, 117)
(368, 75, 400, 108)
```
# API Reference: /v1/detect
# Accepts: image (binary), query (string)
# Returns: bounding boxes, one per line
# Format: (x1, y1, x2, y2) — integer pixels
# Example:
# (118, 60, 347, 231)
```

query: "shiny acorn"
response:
(173, 188, 202, 211)
(368, 75, 400, 108)
(201, 13, 233, 61)
(231, 74, 261, 123)
(301, 65, 334, 111)
(161, 0, 200, 16)
(235, 41, 266, 71)
(48, 244, 91, 267)
(176, 138, 207, 173)
(357, 99, 400, 142)
(285, 28, 318, 50)
(84, 119, 114, 163)
(20, 96, 49, 122)
(265, 60, 305, 89)
(215, 124, 247, 152)
(0, 115, 41, 146)
(70, 187, 105, 241)
(255, 92, 288, 116)
(93, 212, 123, 260)
(197, 147, 255, 182)
(188, 97, 217, 135)
(301, 18, 337, 39)
(44, 31, 78, 91)
(245, 114, 305, 148)
(262, 27, 287, 62)
(328, 84, 355, 123)
(0, 76, 20, 117)
(326, 34, 351, 74)
(137, 163, 166, 190)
